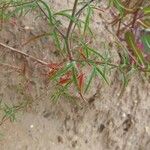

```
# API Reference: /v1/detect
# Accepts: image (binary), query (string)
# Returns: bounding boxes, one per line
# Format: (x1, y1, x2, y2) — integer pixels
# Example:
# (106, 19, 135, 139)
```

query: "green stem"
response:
(65, 0, 79, 61)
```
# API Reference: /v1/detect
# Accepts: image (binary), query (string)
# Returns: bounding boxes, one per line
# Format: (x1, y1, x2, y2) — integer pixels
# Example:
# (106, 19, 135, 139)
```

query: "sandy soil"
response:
(0, 0, 150, 150)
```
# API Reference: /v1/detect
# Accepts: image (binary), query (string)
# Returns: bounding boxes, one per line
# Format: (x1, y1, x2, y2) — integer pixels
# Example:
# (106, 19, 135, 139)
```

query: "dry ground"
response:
(0, 0, 150, 150)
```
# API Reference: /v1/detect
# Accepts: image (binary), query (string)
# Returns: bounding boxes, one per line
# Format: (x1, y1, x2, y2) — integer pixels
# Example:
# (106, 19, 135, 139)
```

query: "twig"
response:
(0, 42, 48, 65)
(75, 0, 95, 17)
(71, 0, 96, 42)
(131, 0, 143, 28)
(65, 0, 79, 60)
(36, 1, 65, 39)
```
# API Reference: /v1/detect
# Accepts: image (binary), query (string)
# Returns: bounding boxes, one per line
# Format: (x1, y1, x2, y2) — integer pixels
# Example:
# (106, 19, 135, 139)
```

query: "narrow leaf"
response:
(81, 42, 104, 59)
(38, 0, 53, 25)
(143, 7, 150, 15)
(113, 0, 125, 16)
(125, 31, 145, 65)
(54, 12, 77, 24)
(72, 65, 78, 90)
(113, 0, 133, 13)
(84, 68, 96, 93)
(78, 73, 84, 92)
(95, 66, 109, 84)
(141, 34, 150, 53)
(84, 5, 92, 34)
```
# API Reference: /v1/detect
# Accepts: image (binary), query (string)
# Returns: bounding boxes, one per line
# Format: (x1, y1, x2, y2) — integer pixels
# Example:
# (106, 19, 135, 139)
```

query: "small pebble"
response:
(30, 125, 34, 128)
(122, 112, 126, 118)
(145, 126, 150, 135)
(24, 26, 34, 30)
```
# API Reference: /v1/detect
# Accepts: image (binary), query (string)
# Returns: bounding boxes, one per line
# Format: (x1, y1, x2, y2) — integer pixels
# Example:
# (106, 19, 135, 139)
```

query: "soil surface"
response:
(0, 0, 150, 150)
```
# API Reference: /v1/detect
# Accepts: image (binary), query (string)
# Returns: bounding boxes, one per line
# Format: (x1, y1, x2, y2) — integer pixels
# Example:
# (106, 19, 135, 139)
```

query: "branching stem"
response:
(65, 0, 79, 61)
(0, 42, 48, 65)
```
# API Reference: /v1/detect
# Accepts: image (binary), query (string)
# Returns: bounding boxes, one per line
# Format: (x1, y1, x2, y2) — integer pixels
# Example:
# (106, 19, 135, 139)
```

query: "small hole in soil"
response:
(85, 139, 88, 143)
(72, 140, 77, 148)
(57, 135, 63, 143)
(98, 124, 105, 133)
(6, 40, 10, 44)
(53, 51, 60, 56)
(88, 97, 95, 104)
(43, 112, 51, 118)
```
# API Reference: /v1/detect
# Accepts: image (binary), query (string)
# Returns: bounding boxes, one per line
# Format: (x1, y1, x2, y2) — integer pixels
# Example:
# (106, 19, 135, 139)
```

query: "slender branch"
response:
(116, 19, 121, 37)
(131, 0, 144, 28)
(0, 42, 48, 65)
(65, 0, 79, 60)
(36, 1, 65, 39)
(75, 0, 95, 17)
(71, 0, 95, 42)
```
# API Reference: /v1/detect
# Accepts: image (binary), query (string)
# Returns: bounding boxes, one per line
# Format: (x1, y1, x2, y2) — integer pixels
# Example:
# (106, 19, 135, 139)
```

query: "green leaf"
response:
(84, 68, 96, 93)
(125, 31, 145, 65)
(143, 7, 150, 15)
(84, 5, 92, 34)
(113, 0, 133, 14)
(95, 66, 109, 84)
(0, 0, 37, 19)
(83, 46, 90, 58)
(81, 42, 104, 59)
(141, 34, 150, 53)
(54, 12, 77, 24)
(54, 9, 72, 15)
(38, 0, 63, 50)
(3, 104, 16, 122)
(38, 0, 54, 25)
(72, 65, 78, 91)
(54, 11, 82, 30)
(113, 0, 125, 16)
(51, 30, 62, 50)
(108, 0, 113, 7)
